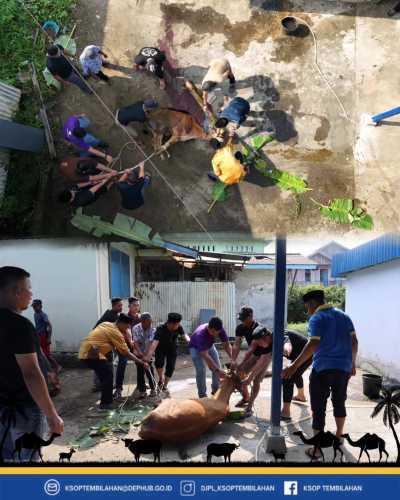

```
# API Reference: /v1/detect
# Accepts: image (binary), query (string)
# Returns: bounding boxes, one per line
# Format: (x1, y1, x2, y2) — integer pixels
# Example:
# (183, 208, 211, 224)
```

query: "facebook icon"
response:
(284, 481, 298, 496)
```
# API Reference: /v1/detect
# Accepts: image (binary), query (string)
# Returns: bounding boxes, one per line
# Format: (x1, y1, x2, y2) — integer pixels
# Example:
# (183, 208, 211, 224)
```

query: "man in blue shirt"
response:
(282, 290, 358, 459)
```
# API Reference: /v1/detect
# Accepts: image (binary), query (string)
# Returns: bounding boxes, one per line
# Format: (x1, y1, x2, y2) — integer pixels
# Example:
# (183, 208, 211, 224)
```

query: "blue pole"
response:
(270, 235, 287, 434)
(371, 106, 400, 124)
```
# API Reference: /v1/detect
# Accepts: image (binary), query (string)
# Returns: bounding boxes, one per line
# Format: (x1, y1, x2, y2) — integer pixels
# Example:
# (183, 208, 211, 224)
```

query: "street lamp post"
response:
(266, 235, 287, 455)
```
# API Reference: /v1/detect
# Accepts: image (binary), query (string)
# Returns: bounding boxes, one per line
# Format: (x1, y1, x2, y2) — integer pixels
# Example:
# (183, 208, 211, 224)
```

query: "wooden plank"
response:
(30, 62, 56, 158)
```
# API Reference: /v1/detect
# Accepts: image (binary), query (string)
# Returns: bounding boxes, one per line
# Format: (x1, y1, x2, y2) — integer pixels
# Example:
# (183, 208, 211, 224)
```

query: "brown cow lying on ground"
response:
(147, 107, 212, 158)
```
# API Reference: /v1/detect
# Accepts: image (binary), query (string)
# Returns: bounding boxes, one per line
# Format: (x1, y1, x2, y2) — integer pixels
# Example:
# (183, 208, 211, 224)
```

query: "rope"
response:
(291, 16, 355, 125)
(18, 0, 215, 243)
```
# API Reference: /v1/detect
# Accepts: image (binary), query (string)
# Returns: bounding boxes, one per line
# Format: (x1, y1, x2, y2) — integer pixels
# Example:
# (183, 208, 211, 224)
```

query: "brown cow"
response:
(147, 107, 211, 158)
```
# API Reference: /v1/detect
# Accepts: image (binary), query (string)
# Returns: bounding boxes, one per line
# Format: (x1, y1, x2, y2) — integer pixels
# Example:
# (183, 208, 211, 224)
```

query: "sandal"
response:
(305, 447, 322, 460)
(243, 408, 253, 418)
(293, 396, 307, 403)
(235, 398, 250, 408)
(280, 415, 292, 422)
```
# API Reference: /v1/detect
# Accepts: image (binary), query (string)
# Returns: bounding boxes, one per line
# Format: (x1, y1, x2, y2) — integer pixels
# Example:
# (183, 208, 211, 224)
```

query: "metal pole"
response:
(266, 234, 287, 454)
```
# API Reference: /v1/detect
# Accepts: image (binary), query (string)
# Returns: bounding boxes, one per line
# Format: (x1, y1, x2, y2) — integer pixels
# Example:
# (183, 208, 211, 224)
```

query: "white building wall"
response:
(233, 268, 276, 328)
(345, 260, 400, 379)
(0, 239, 103, 352)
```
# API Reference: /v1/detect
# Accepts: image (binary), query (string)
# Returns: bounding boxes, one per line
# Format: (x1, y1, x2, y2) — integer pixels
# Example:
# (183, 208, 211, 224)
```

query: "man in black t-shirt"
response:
(46, 45, 92, 94)
(237, 325, 273, 416)
(281, 330, 310, 420)
(145, 313, 190, 394)
(0, 266, 64, 461)
(95, 298, 123, 327)
(57, 171, 117, 208)
(133, 47, 167, 89)
(117, 162, 151, 211)
(115, 99, 158, 142)
(232, 306, 259, 407)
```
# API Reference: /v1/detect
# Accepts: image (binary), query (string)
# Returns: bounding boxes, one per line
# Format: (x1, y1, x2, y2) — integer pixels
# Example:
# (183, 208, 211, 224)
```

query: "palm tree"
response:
(371, 386, 400, 463)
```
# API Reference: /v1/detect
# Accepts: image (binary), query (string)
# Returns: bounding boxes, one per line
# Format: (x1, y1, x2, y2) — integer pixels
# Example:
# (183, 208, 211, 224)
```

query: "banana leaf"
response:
(351, 213, 374, 230)
(211, 180, 229, 202)
(316, 199, 374, 230)
(250, 134, 275, 151)
(269, 169, 310, 194)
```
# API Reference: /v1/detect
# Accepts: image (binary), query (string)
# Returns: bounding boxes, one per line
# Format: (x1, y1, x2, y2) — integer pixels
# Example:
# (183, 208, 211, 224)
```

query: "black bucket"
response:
(362, 373, 383, 400)
(281, 16, 299, 35)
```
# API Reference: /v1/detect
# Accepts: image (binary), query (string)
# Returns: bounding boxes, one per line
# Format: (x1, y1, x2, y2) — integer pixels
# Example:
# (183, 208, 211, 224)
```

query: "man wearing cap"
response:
(201, 58, 236, 108)
(238, 325, 273, 417)
(133, 47, 167, 89)
(79, 314, 148, 411)
(117, 161, 151, 211)
(145, 313, 190, 394)
(79, 45, 111, 83)
(282, 290, 358, 459)
(132, 313, 157, 398)
(231, 306, 260, 407)
(115, 99, 159, 140)
(189, 317, 232, 399)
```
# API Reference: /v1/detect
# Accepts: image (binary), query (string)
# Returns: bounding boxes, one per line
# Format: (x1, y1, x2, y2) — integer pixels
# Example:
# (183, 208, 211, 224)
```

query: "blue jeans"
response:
(0, 405, 48, 462)
(78, 117, 102, 157)
(190, 345, 221, 398)
(66, 71, 93, 94)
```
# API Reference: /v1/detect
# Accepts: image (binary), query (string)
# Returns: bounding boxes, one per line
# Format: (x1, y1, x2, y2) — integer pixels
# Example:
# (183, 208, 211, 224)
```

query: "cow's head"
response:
(122, 438, 133, 448)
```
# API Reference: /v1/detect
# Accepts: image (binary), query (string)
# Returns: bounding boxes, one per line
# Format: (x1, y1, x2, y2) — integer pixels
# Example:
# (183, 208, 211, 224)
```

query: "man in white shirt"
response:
(132, 313, 156, 397)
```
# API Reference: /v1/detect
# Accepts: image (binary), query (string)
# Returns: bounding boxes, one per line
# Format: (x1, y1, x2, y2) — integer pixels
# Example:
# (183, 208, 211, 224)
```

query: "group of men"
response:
(0, 263, 358, 461)
(43, 24, 253, 212)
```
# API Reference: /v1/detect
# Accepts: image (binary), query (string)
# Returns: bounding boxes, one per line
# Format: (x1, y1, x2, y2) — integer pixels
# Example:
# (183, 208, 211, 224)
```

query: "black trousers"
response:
(282, 358, 312, 403)
(86, 357, 113, 405)
(154, 349, 177, 378)
(136, 362, 156, 392)
(310, 369, 349, 431)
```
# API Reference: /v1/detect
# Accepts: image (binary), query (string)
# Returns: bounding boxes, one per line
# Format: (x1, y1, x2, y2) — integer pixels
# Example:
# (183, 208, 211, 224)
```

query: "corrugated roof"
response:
(246, 253, 318, 269)
(0, 81, 22, 198)
(331, 234, 400, 277)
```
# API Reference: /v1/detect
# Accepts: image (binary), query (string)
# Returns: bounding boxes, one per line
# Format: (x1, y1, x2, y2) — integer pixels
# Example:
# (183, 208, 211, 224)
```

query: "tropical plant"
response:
(311, 198, 374, 230)
(371, 386, 400, 463)
(241, 135, 310, 195)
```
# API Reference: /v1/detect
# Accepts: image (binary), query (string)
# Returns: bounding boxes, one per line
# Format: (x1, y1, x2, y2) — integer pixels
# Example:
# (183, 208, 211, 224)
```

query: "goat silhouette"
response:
(293, 430, 343, 462)
(122, 438, 162, 463)
(342, 433, 389, 462)
(13, 432, 60, 462)
(206, 442, 240, 463)
(59, 448, 76, 462)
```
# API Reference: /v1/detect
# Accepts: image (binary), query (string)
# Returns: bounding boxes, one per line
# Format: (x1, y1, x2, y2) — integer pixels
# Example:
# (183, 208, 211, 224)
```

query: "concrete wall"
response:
(0, 239, 104, 352)
(345, 260, 400, 380)
(233, 268, 276, 328)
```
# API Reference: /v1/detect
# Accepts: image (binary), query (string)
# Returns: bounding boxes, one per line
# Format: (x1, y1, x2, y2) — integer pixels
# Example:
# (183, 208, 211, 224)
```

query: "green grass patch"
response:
(0, 0, 76, 235)
(287, 322, 308, 337)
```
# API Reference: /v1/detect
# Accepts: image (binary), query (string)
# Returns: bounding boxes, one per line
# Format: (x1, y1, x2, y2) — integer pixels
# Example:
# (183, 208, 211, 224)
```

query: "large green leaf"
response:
(250, 134, 275, 151)
(319, 198, 354, 224)
(269, 169, 310, 194)
(351, 213, 374, 230)
(317, 199, 374, 230)
(212, 180, 229, 202)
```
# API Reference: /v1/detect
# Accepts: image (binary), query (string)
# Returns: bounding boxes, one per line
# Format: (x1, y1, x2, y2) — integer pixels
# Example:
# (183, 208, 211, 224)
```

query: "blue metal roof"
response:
(331, 234, 400, 277)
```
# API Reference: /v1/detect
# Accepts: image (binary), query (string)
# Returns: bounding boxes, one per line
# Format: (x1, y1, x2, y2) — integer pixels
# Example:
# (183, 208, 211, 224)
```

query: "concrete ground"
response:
(43, 354, 399, 464)
(43, 0, 400, 238)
